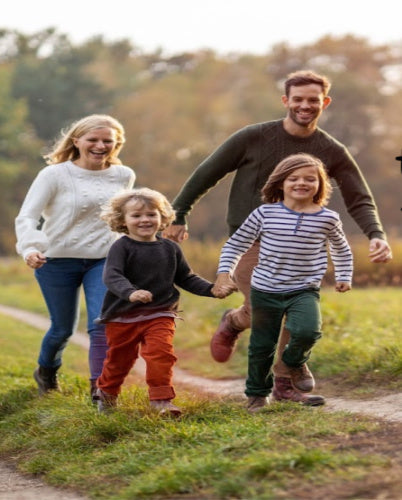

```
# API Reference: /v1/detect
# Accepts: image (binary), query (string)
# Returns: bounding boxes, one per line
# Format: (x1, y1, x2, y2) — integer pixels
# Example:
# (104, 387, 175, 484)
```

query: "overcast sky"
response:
(2, 0, 401, 55)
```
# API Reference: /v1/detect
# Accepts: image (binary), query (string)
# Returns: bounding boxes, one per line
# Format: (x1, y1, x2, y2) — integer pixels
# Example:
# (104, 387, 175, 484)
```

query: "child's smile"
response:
(123, 200, 162, 241)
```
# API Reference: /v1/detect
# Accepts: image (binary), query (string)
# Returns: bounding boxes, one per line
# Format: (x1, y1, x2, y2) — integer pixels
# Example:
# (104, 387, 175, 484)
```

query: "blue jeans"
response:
(35, 258, 108, 380)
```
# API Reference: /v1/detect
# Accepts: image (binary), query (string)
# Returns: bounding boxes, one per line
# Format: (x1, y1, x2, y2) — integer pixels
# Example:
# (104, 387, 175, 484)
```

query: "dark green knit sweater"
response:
(172, 119, 385, 239)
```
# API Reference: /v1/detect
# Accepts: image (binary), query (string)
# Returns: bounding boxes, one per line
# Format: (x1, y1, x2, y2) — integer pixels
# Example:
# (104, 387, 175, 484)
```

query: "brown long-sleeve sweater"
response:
(172, 119, 385, 239)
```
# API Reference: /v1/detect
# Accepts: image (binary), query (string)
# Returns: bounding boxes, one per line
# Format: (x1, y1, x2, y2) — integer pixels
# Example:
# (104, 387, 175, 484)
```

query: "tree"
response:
(0, 66, 42, 254)
(9, 29, 112, 141)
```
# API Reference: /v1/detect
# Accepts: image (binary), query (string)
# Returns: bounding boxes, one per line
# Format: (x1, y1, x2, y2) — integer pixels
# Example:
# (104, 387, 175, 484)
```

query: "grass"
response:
(173, 287, 402, 394)
(0, 256, 402, 498)
(0, 256, 401, 386)
(0, 316, 397, 499)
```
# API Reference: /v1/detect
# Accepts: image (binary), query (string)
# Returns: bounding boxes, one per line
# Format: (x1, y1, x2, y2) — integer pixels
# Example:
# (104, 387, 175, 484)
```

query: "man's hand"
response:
(369, 238, 392, 263)
(335, 282, 351, 293)
(162, 224, 188, 243)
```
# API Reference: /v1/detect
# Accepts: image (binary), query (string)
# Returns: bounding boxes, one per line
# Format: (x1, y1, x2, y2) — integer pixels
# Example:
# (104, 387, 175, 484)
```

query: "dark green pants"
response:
(245, 287, 322, 397)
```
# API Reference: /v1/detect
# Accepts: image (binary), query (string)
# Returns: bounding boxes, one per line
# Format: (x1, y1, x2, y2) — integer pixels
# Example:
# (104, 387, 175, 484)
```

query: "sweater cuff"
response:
(369, 231, 386, 240)
(173, 215, 187, 226)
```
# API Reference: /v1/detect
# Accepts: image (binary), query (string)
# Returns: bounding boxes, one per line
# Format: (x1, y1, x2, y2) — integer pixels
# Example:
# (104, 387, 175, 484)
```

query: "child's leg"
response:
(245, 289, 284, 397)
(282, 289, 322, 368)
(97, 322, 141, 396)
(140, 317, 177, 401)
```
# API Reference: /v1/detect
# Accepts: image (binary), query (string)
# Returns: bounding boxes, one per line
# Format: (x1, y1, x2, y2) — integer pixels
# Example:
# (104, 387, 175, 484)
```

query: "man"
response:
(163, 70, 392, 406)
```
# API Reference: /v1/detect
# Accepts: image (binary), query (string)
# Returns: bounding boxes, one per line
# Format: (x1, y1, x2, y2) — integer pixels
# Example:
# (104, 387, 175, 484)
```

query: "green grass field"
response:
(0, 257, 401, 498)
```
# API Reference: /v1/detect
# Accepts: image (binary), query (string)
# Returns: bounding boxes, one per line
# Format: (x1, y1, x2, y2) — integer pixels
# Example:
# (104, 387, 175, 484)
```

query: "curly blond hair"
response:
(261, 153, 332, 206)
(101, 188, 176, 234)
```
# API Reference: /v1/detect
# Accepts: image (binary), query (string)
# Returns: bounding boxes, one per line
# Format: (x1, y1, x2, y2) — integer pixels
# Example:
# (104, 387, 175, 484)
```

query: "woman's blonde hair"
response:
(44, 114, 126, 166)
(261, 153, 332, 206)
(101, 188, 176, 234)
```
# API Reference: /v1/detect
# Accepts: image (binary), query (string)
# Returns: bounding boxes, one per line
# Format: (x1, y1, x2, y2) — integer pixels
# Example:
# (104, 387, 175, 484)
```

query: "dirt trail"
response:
(1, 303, 401, 422)
(1, 303, 402, 499)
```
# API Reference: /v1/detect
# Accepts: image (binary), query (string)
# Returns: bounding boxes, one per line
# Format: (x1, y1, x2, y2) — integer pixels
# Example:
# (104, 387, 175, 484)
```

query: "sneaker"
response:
(90, 380, 100, 404)
(246, 396, 268, 413)
(210, 309, 242, 362)
(150, 399, 182, 417)
(33, 366, 59, 396)
(287, 364, 315, 392)
(96, 388, 117, 413)
(269, 377, 325, 406)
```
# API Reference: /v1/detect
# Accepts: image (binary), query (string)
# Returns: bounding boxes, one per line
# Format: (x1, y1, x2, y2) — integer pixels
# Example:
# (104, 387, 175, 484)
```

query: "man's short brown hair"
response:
(284, 70, 331, 97)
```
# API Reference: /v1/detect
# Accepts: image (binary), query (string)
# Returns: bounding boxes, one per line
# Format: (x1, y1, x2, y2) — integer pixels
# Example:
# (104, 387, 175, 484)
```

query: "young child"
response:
(96, 187, 232, 415)
(214, 153, 353, 413)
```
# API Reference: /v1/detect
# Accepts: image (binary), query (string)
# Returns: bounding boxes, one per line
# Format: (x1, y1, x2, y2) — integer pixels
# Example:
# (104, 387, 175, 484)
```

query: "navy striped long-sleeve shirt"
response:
(218, 202, 353, 293)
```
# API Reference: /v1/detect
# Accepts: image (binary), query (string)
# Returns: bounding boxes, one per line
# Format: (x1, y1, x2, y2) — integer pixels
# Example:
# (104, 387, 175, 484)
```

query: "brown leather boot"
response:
(246, 396, 268, 413)
(210, 310, 243, 362)
(287, 364, 315, 392)
(270, 377, 325, 406)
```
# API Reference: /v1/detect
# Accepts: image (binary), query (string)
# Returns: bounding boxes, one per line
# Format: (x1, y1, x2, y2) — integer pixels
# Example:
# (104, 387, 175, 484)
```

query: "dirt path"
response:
(1, 303, 402, 499)
(1, 303, 401, 422)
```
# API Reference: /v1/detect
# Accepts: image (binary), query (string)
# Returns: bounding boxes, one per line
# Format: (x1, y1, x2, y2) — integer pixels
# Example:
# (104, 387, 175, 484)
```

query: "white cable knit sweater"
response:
(15, 161, 135, 260)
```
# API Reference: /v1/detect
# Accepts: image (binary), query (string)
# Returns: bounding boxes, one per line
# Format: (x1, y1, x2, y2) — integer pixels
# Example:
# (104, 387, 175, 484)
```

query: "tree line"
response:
(0, 28, 401, 254)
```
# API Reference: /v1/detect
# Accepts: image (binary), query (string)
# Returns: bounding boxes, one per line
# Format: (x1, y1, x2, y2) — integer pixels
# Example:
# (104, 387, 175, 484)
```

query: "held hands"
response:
(335, 282, 352, 293)
(369, 238, 392, 263)
(129, 289, 153, 303)
(162, 224, 189, 243)
(25, 252, 47, 269)
(211, 273, 238, 299)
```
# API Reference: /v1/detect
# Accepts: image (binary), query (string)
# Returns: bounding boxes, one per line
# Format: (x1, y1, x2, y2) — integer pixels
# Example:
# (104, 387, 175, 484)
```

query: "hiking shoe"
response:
(150, 400, 182, 417)
(96, 388, 117, 413)
(288, 363, 315, 392)
(269, 377, 325, 406)
(210, 309, 242, 362)
(33, 366, 59, 395)
(246, 396, 268, 413)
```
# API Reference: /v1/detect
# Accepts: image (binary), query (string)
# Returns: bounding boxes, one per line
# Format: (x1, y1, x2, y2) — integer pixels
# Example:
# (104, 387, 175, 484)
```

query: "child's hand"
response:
(129, 289, 153, 303)
(335, 282, 351, 293)
(211, 273, 238, 298)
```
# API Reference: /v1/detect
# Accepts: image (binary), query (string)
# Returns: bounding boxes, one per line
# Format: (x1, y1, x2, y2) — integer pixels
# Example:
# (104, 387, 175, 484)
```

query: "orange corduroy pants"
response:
(97, 316, 177, 400)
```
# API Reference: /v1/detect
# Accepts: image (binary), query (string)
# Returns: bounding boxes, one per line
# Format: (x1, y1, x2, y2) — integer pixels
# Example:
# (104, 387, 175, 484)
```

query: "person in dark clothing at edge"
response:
(163, 70, 393, 406)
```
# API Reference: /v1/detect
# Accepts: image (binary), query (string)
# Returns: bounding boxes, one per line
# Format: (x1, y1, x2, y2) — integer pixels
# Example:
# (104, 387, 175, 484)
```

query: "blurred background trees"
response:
(0, 28, 400, 254)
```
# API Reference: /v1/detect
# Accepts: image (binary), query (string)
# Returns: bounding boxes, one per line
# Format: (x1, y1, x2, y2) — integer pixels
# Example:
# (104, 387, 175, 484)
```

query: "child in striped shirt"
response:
(215, 153, 353, 413)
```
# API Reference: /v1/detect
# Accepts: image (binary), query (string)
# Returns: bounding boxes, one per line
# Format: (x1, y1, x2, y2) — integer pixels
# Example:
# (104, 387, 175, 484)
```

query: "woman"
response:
(15, 114, 136, 401)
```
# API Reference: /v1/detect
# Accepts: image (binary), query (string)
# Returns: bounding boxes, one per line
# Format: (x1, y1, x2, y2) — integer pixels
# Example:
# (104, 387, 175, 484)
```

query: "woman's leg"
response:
(35, 258, 81, 369)
(82, 258, 108, 380)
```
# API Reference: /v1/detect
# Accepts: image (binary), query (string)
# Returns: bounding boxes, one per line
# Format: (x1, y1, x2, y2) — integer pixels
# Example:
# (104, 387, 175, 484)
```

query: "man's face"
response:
(282, 84, 331, 129)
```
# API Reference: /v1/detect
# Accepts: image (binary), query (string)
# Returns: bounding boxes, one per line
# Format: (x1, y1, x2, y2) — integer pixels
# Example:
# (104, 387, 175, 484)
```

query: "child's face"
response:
(282, 166, 320, 204)
(123, 200, 162, 242)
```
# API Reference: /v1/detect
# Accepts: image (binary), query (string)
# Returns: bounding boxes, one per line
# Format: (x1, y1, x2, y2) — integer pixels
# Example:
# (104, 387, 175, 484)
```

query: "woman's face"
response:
(73, 127, 117, 170)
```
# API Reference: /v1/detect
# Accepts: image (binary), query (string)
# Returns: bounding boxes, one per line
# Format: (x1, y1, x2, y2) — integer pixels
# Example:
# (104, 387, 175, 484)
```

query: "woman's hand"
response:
(25, 252, 47, 269)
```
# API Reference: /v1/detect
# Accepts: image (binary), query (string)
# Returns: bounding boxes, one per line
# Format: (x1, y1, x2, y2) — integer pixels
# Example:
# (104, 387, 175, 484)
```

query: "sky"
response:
(2, 0, 401, 55)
